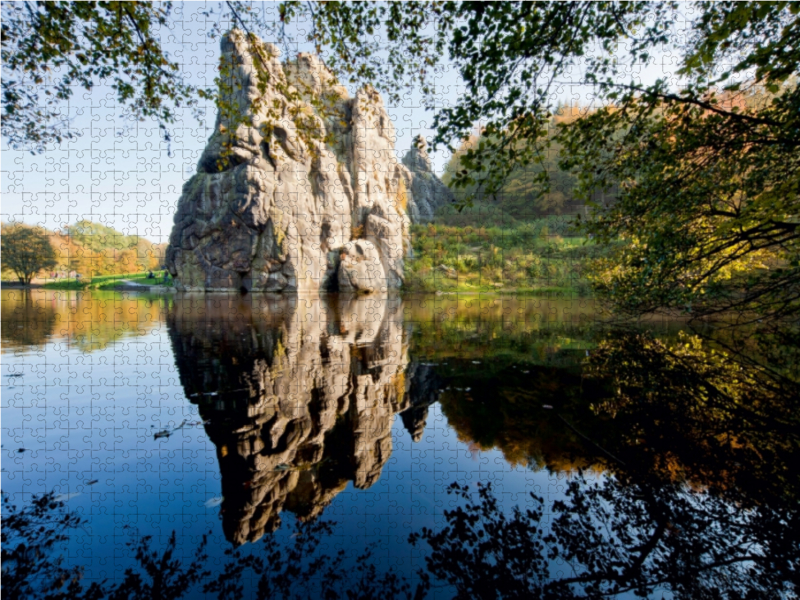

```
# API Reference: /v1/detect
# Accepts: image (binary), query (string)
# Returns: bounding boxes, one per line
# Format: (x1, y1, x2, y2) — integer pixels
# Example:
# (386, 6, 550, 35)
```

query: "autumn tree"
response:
(118, 248, 139, 274)
(441, 107, 587, 220)
(135, 239, 163, 271)
(1, 223, 58, 285)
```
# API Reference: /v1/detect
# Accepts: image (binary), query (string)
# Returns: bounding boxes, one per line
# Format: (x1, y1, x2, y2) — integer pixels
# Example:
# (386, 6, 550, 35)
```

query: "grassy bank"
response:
(404, 217, 602, 294)
(43, 271, 173, 290)
(28, 216, 597, 295)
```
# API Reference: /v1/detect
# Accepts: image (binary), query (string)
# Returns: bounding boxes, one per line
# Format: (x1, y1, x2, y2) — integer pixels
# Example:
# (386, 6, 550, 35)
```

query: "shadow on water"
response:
(2, 291, 798, 598)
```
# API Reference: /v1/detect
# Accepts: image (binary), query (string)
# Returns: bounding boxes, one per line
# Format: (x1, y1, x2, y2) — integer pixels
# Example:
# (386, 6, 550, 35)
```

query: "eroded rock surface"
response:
(338, 239, 385, 293)
(168, 294, 437, 545)
(402, 135, 455, 222)
(167, 30, 449, 293)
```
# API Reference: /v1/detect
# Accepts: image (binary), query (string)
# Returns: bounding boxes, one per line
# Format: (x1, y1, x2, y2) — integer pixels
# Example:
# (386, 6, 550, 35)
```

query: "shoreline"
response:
(2, 279, 585, 297)
(0, 280, 174, 293)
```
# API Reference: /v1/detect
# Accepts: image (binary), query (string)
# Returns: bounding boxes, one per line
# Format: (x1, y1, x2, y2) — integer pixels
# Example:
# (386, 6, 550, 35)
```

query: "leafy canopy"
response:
(1, 1, 204, 152)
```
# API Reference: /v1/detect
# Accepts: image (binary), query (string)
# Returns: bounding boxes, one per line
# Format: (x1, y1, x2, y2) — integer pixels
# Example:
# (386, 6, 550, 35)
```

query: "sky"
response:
(1, 2, 677, 244)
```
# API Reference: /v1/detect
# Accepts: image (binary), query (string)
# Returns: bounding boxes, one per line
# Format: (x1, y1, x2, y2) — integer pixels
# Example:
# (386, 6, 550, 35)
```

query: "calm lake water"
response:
(2, 289, 797, 599)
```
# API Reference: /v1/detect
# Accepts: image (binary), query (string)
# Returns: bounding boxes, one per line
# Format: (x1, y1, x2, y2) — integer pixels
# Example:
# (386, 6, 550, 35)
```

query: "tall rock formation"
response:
(402, 135, 455, 222)
(166, 30, 450, 293)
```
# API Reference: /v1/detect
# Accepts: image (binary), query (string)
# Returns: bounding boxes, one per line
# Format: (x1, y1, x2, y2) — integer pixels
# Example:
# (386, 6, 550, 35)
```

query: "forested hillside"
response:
(1, 220, 165, 282)
(409, 82, 790, 295)
(437, 103, 598, 227)
(406, 104, 602, 293)
(55, 220, 166, 276)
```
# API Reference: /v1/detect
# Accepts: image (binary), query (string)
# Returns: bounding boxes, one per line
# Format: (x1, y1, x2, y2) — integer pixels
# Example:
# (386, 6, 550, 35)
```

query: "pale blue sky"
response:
(1, 2, 677, 243)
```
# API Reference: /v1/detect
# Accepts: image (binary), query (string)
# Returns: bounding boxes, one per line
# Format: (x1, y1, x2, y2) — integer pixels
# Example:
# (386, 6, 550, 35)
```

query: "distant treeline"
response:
(2, 220, 166, 280)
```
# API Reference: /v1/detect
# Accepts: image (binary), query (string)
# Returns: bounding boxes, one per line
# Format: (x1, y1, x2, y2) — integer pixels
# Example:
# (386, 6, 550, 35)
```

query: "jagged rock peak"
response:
(402, 135, 454, 223)
(403, 135, 432, 172)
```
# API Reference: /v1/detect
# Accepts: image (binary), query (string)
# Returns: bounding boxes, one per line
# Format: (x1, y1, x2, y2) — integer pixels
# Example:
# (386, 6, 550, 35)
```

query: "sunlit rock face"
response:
(402, 136, 455, 222)
(337, 239, 385, 293)
(167, 29, 452, 293)
(167, 294, 437, 545)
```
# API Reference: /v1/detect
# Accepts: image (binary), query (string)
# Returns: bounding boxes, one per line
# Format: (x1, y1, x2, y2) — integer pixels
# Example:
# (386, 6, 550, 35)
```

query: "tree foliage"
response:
(62, 220, 139, 252)
(1, 1, 202, 152)
(1, 223, 57, 284)
(440, 104, 590, 221)
(54, 220, 163, 276)
(1, 220, 163, 281)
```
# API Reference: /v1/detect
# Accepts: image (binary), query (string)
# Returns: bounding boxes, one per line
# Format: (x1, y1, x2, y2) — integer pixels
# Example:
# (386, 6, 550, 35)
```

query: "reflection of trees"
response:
(167, 294, 439, 545)
(426, 326, 799, 596)
(436, 357, 610, 471)
(407, 296, 600, 368)
(584, 329, 800, 506)
(412, 475, 798, 599)
(8, 472, 797, 599)
(0, 289, 57, 349)
(2, 493, 88, 600)
(435, 326, 800, 507)
(2, 491, 424, 600)
(5, 309, 800, 598)
(0, 289, 165, 353)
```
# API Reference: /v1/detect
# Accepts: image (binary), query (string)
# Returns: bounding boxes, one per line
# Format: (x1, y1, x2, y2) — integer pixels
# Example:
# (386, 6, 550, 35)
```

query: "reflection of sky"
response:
(1, 309, 564, 588)
(1, 2, 679, 242)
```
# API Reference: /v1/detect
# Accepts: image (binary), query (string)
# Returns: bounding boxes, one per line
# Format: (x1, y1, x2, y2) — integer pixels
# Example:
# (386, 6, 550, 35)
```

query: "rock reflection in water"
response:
(168, 293, 437, 545)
